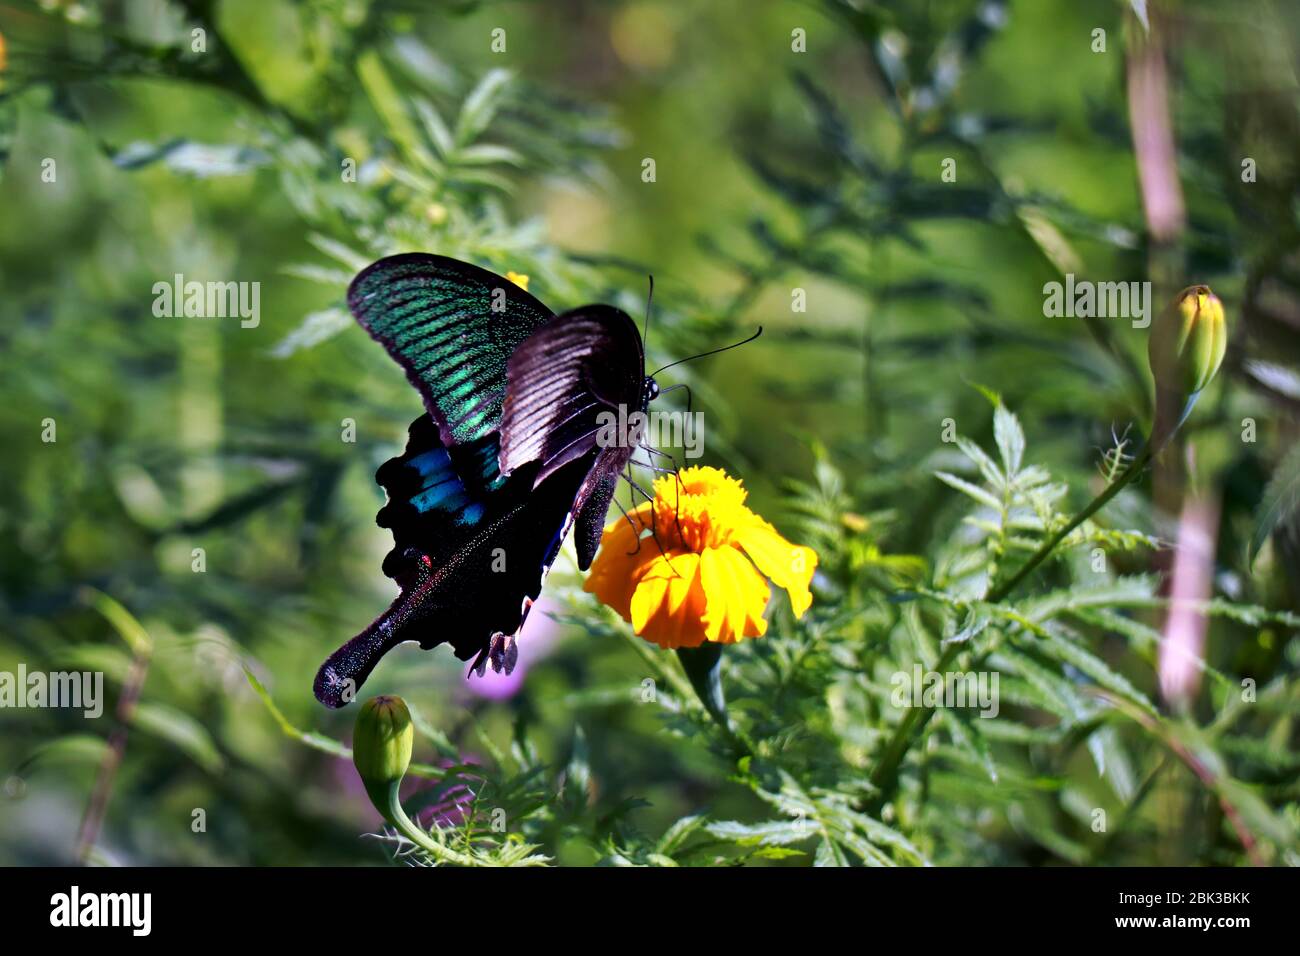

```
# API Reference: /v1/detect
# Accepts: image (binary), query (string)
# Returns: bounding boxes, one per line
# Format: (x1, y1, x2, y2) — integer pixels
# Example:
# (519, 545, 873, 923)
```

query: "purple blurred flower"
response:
(405, 759, 482, 830)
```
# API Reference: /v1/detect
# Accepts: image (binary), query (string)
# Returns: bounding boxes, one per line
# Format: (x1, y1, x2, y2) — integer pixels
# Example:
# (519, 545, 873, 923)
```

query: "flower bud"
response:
(1148, 285, 1227, 398)
(352, 695, 413, 788)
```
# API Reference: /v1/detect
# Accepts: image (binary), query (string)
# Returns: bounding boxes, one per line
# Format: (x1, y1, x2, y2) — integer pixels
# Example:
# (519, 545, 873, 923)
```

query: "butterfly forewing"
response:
(348, 253, 554, 446)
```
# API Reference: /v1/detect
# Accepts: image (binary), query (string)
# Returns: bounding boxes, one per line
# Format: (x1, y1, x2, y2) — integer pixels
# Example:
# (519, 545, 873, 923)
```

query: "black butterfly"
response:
(313, 254, 664, 708)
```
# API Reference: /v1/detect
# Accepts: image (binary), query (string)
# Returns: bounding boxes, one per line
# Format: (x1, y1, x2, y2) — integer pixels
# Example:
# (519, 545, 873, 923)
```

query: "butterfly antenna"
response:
(641, 382, 690, 536)
(643, 274, 655, 347)
(651, 326, 763, 377)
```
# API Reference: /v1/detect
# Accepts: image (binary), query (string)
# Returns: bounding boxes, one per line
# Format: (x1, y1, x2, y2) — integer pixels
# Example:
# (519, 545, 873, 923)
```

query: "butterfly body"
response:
(314, 255, 653, 708)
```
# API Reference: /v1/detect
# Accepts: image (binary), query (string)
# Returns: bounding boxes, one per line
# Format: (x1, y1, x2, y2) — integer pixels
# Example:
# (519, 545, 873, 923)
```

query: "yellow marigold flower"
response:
(583, 466, 817, 649)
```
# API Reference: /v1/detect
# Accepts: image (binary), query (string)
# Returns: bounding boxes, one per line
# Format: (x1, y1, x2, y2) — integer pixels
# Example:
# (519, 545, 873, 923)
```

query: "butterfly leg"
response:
(623, 470, 659, 534)
(610, 494, 645, 556)
(623, 468, 684, 578)
(657, 381, 693, 418)
(635, 445, 687, 545)
(639, 444, 680, 472)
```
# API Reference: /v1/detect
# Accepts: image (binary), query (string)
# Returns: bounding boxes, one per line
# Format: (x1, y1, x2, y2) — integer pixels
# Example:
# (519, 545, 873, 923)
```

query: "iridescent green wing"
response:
(348, 253, 555, 445)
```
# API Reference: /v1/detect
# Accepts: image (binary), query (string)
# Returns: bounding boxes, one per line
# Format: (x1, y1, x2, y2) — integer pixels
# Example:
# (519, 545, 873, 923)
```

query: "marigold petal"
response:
(630, 552, 707, 648)
(734, 520, 817, 618)
(699, 545, 770, 644)
(583, 503, 657, 620)
(630, 567, 668, 633)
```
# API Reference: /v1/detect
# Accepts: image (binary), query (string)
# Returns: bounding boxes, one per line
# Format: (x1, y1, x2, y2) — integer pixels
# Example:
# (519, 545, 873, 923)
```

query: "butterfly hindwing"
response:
(574, 469, 620, 571)
(348, 253, 555, 446)
(314, 415, 593, 708)
(375, 414, 504, 580)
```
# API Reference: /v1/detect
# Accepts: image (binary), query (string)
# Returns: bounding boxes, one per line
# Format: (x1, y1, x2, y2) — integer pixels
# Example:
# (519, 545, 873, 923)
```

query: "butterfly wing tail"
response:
(313, 626, 397, 709)
(314, 546, 454, 708)
(313, 592, 428, 708)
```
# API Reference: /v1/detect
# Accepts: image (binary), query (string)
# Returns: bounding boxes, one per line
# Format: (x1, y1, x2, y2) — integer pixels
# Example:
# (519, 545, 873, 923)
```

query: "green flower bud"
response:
(1148, 285, 1227, 398)
(352, 695, 413, 789)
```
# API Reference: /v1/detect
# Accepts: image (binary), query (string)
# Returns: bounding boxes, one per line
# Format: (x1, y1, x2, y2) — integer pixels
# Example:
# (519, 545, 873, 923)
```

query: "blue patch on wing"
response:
(406, 447, 487, 526)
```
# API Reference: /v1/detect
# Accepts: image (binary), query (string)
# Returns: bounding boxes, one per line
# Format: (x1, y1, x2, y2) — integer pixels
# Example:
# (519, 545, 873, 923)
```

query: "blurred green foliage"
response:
(1, 0, 1298, 866)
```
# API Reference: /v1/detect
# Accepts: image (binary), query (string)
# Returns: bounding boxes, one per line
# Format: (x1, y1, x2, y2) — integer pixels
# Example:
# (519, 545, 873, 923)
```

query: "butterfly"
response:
(312, 254, 665, 708)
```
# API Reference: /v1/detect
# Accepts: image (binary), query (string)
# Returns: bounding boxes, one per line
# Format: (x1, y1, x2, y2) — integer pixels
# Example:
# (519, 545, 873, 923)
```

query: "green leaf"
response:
(113, 140, 269, 178)
(451, 167, 516, 192)
(705, 820, 811, 846)
(82, 589, 152, 656)
(281, 263, 354, 286)
(751, 846, 806, 860)
(815, 838, 850, 866)
(1021, 576, 1158, 622)
(132, 703, 224, 772)
(53, 645, 134, 686)
(456, 143, 526, 166)
(935, 471, 1002, 511)
(955, 436, 1004, 488)
(1249, 443, 1300, 566)
(1086, 724, 1137, 803)
(1037, 628, 1156, 715)
(657, 814, 709, 857)
(1242, 359, 1300, 400)
(307, 234, 372, 271)
(993, 401, 1025, 479)
(1129, 0, 1150, 31)
(945, 708, 998, 782)
(357, 50, 437, 171)
(243, 666, 351, 760)
(456, 69, 513, 146)
(414, 98, 456, 158)
(270, 307, 352, 358)
(561, 726, 592, 808)
(988, 648, 1084, 721)
(15, 735, 111, 775)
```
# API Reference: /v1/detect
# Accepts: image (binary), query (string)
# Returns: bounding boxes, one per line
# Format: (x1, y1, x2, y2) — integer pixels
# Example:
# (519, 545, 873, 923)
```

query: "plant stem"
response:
(622, 632, 755, 760)
(695, 686, 757, 763)
(76, 643, 150, 863)
(1098, 693, 1266, 866)
(986, 440, 1155, 604)
(378, 781, 479, 867)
